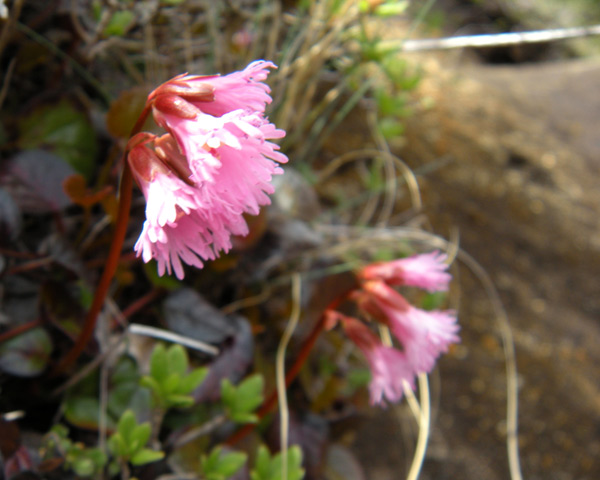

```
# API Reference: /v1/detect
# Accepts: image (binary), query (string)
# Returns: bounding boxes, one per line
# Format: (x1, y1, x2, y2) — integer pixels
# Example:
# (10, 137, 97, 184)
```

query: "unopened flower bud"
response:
(152, 94, 200, 120)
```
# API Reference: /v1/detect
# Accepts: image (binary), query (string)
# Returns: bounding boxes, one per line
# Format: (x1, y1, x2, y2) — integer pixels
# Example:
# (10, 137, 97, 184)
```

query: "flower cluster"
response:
(126, 61, 287, 279)
(327, 251, 459, 405)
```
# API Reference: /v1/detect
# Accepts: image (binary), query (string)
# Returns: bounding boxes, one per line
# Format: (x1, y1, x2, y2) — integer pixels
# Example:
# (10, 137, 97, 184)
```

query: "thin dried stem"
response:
(0, 319, 42, 344)
(406, 374, 431, 480)
(128, 324, 219, 356)
(276, 274, 302, 480)
(168, 414, 226, 450)
(0, 57, 16, 110)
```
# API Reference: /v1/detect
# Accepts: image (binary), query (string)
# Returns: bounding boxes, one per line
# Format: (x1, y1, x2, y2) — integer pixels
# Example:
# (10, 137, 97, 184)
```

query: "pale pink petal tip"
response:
(360, 250, 452, 292)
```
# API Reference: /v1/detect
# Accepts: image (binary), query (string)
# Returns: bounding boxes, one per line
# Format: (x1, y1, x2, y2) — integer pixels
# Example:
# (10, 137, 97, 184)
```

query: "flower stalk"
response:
(55, 61, 287, 371)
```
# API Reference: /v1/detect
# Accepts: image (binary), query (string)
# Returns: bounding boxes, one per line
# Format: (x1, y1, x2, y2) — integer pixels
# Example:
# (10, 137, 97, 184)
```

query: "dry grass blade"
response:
(128, 324, 220, 356)
(276, 273, 302, 480)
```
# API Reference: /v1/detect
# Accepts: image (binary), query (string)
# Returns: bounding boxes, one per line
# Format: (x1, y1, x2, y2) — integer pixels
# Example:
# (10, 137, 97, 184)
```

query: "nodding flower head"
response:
(325, 251, 460, 406)
(127, 61, 287, 279)
(359, 251, 452, 293)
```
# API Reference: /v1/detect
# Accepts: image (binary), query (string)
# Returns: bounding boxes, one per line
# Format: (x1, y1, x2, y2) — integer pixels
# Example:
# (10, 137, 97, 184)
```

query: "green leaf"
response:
(251, 445, 271, 480)
(108, 433, 128, 458)
(0, 327, 52, 377)
(117, 410, 137, 446)
(103, 10, 134, 37)
(346, 368, 371, 392)
(50, 424, 69, 439)
(421, 291, 447, 311)
(73, 456, 95, 477)
(130, 448, 165, 466)
(379, 117, 405, 140)
(164, 394, 195, 409)
(70, 448, 107, 477)
(284, 446, 305, 480)
(179, 367, 208, 394)
(166, 344, 188, 377)
(221, 376, 263, 424)
(163, 372, 182, 394)
(250, 445, 304, 480)
(143, 343, 205, 409)
(375, 1, 409, 17)
(233, 375, 264, 416)
(86, 448, 108, 468)
(221, 378, 235, 405)
(130, 422, 151, 452)
(201, 446, 247, 480)
(64, 397, 106, 431)
(149, 344, 168, 382)
(140, 375, 161, 395)
(17, 100, 98, 179)
(107, 357, 141, 419)
(109, 410, 159, 465)
(229, 411, 258, 424)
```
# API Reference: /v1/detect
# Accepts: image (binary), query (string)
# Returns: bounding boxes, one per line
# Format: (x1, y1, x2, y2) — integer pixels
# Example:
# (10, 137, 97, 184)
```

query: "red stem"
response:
(53, 105, 151, 374)
(119, 288, 164, 323)
(0, 319, 42, 344)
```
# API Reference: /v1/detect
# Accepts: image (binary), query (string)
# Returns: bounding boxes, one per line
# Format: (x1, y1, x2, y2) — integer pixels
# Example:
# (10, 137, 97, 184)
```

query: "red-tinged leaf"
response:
(0, 187, 21, 242)
(0, 327, 52, 377)
(106, 86, 152, 138)
(62, 173, 114, 208)
(1, 150, 75, 213)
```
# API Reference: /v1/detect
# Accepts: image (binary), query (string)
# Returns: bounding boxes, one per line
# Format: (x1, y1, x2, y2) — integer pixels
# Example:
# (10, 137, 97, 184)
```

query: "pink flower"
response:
(359, 251, 451, 292)
(361, 281, 459, 374)
(331, 311, 414, 405)
(128, 61, 287, 278)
